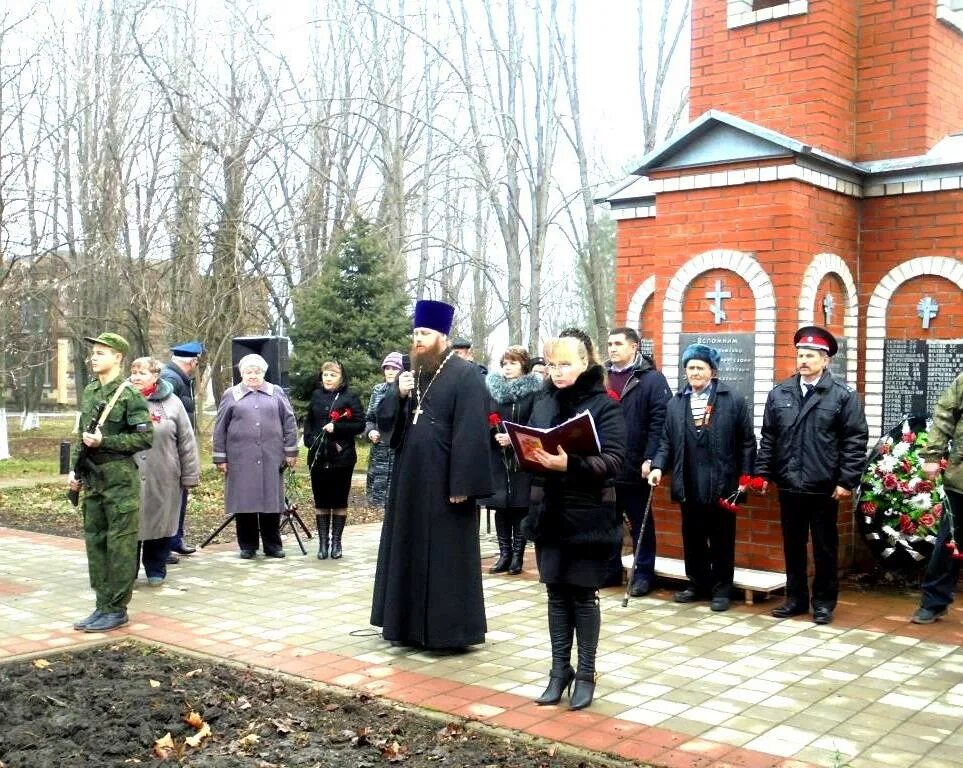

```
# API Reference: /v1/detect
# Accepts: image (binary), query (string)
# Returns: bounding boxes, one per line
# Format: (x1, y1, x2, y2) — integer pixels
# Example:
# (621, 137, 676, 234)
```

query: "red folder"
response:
(502, 411, 601, 472)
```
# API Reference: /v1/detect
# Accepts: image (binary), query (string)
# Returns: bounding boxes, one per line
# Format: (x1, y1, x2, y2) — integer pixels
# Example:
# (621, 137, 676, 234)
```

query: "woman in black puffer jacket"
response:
(304, 361, 364, 560)
(486, 345, 544, 576)
(522, 336, 626, 711)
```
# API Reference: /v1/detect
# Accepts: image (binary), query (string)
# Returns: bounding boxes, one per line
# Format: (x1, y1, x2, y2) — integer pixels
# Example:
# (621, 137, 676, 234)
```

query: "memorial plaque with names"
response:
(829, 337, 848, 384)
(882, 338, 963, 427)
(638, 338, 655, 359)
(677, 332, 755, 399)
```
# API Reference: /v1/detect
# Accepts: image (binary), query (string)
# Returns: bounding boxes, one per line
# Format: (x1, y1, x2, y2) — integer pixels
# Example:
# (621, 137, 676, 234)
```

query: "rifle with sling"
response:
(67, 380, 132, 507)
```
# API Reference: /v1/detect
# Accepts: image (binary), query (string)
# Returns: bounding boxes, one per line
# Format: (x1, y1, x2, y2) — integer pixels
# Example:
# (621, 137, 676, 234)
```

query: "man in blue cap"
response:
(161, 340, 203, 557)
(371, 300, 492, 650)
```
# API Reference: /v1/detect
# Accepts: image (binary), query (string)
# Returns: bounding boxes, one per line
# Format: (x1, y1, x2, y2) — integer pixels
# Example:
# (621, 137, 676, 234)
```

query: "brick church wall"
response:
(690, 0, 860, 159)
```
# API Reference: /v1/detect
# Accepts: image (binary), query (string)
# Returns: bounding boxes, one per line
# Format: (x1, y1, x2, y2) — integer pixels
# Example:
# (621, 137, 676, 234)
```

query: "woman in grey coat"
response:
(130, 357, 200, 585)
(365, 352, 403, 507)
(213, 353, 299, 559)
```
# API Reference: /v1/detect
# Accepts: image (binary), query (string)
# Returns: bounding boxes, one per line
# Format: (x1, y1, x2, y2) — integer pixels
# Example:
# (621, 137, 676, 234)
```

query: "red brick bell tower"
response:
(607, 0, 963, 572)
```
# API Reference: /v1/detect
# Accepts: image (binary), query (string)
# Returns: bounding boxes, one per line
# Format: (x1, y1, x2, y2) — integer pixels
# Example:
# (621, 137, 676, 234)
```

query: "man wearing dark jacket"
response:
(604, 327, 672, 595)
(160, 341, 203, 557)
(757, 326, 867, 626)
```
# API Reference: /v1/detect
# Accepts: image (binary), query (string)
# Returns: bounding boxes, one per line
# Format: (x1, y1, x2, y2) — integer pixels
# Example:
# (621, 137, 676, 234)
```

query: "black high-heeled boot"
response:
(507, 516, 526, 575)
(330, 515, 346, 559)
(535, 587, 575, 705)
(315, 513, 330, 560)
(489, 511, 512, 573)
(569, 589, 600, 710)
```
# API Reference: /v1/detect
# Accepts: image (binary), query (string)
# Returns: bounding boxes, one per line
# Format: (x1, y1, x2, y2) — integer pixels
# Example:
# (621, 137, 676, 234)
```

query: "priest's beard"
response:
(411, 338, 447, 375)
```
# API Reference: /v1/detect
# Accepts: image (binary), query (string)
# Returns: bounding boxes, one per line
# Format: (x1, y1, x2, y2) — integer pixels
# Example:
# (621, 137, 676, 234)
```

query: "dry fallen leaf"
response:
(148, 679, 161, 688)
(184, 711, 204, 729)
(273, 719, 291, 734)
(185, 668, 203, 678)
(32, 659, 50, 669)
(185, 722, 211, 748)
(153, 732, 175, 759)
(547, 744, 558, 757)
(236, 696, 252, 710)
(381, 740, 408, 762)
(239, 734, 260, 746)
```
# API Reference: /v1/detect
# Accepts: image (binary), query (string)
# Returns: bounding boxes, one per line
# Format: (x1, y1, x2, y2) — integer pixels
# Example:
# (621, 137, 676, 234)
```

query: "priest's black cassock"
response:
(370, 354, 492, 649)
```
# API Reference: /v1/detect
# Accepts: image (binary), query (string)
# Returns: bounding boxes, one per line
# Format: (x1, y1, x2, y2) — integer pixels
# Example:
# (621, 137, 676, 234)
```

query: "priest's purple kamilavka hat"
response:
(412, 300, 455, 335)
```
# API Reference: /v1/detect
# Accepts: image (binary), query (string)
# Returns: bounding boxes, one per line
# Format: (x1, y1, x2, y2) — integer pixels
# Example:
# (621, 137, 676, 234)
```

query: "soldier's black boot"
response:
(489, 511, 512, 573)
(569, 588, 600, 710)
(330, 515, 346, 559)
(508, 516, 526, 575)
(535, 587, 575, 705)
(316, 513, 330, 560)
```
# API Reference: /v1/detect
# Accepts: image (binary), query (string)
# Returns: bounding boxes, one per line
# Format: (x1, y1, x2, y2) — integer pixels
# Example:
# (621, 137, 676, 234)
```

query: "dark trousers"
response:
(234, 513, 282, 552)
(779, 490, 839, 610)
(920, 488, 962, 611)
(138, 538, 171, 579)
(681, 500, 735, 597)
(169, 488, 188, 549)
(606, 481, 655, 585)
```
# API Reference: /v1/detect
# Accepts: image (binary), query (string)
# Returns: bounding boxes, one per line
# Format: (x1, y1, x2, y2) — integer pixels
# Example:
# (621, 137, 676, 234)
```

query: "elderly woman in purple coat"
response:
(213, 353, 299, 559)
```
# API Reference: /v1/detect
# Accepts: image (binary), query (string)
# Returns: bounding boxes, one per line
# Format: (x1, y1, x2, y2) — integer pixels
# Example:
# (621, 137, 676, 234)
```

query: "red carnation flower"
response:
(718, 497, 739, 513)
(860, 501, 877, 516)
(878, 443, 890, 455)
(329, 410, 342, 422)
(916, 480, 934, 494)
(899, 514, 915, 534)
(933, 503, 943, 518)
(918, 513, 936, 528)
(900, 459, 913, 474)
(739, 474, 752, 487)
(902, 431, 917, 443)
(342, 408, 353, 420)
(749, 476, 766, 492)
(607, 388, 621, 401)
(488, 412, 503, 428)
(882, 474, 898, 490)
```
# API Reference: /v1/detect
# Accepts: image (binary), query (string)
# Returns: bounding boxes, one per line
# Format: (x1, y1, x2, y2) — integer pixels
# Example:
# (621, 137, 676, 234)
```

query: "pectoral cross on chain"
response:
(412, 405, 424, 424)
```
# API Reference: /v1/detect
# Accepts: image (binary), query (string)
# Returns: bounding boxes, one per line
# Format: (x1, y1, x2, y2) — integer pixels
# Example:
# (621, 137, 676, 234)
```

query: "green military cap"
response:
(84, 332, 130, 355)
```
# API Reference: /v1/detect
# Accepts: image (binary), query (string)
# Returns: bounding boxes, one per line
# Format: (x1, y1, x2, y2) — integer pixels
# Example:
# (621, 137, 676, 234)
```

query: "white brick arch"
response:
(662, 250, 776, 432)
(865, 256, 963, 440)
(797, 253, 859, 384)
(624, 275, 656, 331)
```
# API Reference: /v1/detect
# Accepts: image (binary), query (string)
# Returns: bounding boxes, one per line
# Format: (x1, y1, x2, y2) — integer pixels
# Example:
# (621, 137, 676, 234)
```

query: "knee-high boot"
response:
(315, 513, 330, 560)
(489, 511, 512, 574)
(508, 514, 526, 575)
(569, 588, 600, 710)
(330, 515, 346, 559)
(534, 587, 575, 705)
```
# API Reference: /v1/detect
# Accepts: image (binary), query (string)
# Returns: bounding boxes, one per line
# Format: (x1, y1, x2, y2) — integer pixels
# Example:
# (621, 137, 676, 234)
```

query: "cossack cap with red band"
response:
(793, 325, 838, 357)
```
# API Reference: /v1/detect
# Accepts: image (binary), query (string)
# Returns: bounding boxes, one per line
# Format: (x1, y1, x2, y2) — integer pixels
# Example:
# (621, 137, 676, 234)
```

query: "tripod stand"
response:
(199, 497, 311, 556)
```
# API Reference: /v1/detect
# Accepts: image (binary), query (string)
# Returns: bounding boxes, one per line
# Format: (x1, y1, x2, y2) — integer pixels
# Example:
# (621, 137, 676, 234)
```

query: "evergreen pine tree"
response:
(290, 218, 412, 409)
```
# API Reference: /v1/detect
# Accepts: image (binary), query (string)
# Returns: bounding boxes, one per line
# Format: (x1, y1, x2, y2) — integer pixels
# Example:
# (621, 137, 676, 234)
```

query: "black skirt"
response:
(310, 465, 354, 509)
(535, 543, 609, 589)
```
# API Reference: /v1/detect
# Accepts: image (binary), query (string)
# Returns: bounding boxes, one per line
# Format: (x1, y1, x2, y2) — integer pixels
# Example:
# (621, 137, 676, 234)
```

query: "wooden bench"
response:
(621, 555, 786, 605)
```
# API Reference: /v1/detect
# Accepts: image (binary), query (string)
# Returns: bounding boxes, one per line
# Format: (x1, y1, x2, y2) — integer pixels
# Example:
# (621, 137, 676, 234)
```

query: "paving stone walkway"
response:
(2, 523, 962, 768)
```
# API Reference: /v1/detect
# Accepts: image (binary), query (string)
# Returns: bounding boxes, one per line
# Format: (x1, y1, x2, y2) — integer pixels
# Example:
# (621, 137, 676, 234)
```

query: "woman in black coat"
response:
(304, 360, 364, 560)
(522, 336, 626, 711)
(648, 343, 757, 612)
(486, 345, 544, 575)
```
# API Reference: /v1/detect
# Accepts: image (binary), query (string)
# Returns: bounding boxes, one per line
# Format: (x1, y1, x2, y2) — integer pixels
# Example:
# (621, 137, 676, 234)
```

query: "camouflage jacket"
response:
(72, 376, 154, 469)
(920, 372, 963, 493)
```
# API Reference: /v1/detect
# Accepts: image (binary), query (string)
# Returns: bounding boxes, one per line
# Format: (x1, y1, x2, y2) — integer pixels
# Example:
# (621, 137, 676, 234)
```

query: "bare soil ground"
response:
(0, 643, 625, 768)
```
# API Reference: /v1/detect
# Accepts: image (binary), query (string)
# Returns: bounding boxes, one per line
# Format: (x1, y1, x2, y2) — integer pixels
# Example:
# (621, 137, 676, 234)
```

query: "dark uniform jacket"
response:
(757, 371, 868, 494)
(605, 353, 672, 484)
(160, 362, 196, 428)
(523, 365, 626, 548)
(651, 380, 756, 504)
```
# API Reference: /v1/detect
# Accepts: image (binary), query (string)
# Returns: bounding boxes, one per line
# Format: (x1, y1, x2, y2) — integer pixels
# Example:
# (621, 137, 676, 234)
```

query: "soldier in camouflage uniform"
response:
(69, 333, 153, 633)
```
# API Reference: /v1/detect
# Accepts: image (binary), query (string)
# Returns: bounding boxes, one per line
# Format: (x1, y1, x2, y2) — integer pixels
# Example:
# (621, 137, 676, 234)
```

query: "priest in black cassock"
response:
(370, 299, 493, 650)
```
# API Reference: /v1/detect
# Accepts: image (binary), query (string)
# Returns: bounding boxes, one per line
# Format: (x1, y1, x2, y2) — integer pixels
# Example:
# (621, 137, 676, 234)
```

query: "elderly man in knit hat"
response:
(757, 326, 867, 625)
(70, 333, 154, 633)
(648, 343, 756, 612)
(371, 300, 492, 650)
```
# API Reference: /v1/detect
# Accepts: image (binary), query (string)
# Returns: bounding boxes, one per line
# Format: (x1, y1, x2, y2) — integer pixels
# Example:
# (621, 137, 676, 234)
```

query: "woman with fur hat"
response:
(648, 343, 757, 612)
(365, 352, 404, 508)
(305, 360, 365, 559)
(485, 345, 544, 575)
